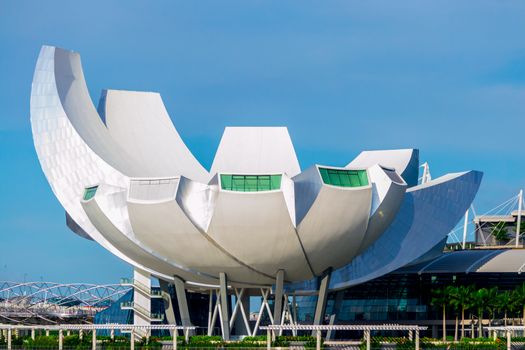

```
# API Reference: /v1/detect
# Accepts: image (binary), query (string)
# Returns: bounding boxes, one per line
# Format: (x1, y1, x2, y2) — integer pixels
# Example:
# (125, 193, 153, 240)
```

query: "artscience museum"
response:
(30, 46, 484, 338)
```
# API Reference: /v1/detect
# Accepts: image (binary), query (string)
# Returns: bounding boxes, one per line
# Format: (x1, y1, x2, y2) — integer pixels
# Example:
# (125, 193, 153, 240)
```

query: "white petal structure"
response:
(211, 127, 301, 177)
(347, 149, 419, 187)
(99, 90, 209, 182)
(294, 166, 373, 276)
(31, 45, 483, 288)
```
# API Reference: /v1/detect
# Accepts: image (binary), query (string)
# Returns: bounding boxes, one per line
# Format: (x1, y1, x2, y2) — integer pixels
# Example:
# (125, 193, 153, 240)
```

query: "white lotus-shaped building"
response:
(30, 46, 482, 294)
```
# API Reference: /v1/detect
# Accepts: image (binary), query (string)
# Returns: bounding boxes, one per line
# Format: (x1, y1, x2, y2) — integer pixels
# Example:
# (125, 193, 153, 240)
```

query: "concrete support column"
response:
(184, 328, 190, 343)
(59, 329, 63, 350)
(415, 329, 420, 350)
(7, 328, 12, 350)
(364, 330, 370, 350)
(266, 328, 271, 350)
(31, 328, 35, 340)
(110, 329, 114, 341)
(67, 330, 71, 336)
(130, 331, 135, 350)
(92, 329, 97, 350)
(316, 329, 321, 350)
(219, 273, 230, 340)
(172, 328, 177, 350)
(46, 329, 50, 337)
(159, 279, 178, 336)
(273, 270, 285, 326)
(79, 329, 83, 340)
(173, 276, 193, 333)
(312, 268, 332, 336)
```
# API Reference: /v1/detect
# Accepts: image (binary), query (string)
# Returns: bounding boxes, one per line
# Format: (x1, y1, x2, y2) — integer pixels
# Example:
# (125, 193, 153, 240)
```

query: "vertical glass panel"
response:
(245, 176, 258, 191)
(258, 175, 271, 191)
(220, 175, 232, 190)
(319, 168, 330, 184)
(270, 175, 282, 190)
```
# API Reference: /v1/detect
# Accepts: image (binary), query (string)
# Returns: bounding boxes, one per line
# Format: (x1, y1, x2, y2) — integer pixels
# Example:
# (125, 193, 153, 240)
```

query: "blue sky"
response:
(0, 1, 524, 284)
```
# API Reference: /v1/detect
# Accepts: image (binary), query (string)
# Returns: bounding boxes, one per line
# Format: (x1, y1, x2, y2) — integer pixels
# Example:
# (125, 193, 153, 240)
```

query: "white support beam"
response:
(219, 273, 230, 340)
(312, 268, 332, 336)
(173, 276, 193, 335)
(462, 209, 469, 249)
(207, 289, 214, 334)
(229, 288, 251, 335)
(92, 329, 97, 350)
(208, 289, 221, 336)
(172, 328, 177, 350)
(159, 279, 178, 337)
(273, 270, 285, 326)
(7, 328, 12, 350)
(252, 288, 273, 336)
(59, 329, 63, 350)
(517, 189, 523, 248)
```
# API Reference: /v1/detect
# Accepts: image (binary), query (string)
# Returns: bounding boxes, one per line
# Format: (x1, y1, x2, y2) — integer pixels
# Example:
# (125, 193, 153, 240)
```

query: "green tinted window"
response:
(83, 186, 98, 200)
(220, 174, 282, 191)
(318, 168, 368, 187)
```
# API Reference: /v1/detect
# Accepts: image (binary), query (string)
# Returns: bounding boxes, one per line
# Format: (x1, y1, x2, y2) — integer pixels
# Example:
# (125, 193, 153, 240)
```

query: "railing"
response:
(120, 278, 162, 298)
(120, 301, 133, 310)
(150, 289, 163, 298)
(150, 312, 164, 321)
(119, 278, 133, 285)
(120, 302, 162, 321)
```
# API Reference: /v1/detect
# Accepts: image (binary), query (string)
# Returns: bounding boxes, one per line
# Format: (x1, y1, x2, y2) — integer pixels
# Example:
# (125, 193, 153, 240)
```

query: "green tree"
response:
(432, 287, 449, 341)
(492, 221, 508, 242)
(448, 286, 460, 341)
(513, 283, 525, 326)
(453, 285, 474, 339)
(497, 291, 512, 326)
(472, 288, 491, 337)
(485, 287, 499, 330)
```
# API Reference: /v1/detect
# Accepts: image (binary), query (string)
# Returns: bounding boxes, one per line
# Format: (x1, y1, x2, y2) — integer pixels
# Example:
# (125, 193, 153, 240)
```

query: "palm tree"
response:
(513, 283, 525, 326)
(432, 287, 449, 341)
(485, 287, 499, 336)
(448, 286, 460, 341)
(497, 291, 512, 326)
(455, 285, 474, 339)
(472, 288, 490, 338)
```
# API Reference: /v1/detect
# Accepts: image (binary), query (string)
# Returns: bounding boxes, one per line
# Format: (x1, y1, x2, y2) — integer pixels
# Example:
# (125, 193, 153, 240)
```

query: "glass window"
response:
(220, 174, 282, 192)
(318, 168, 369, 187)
(83, 186, 98, 200)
